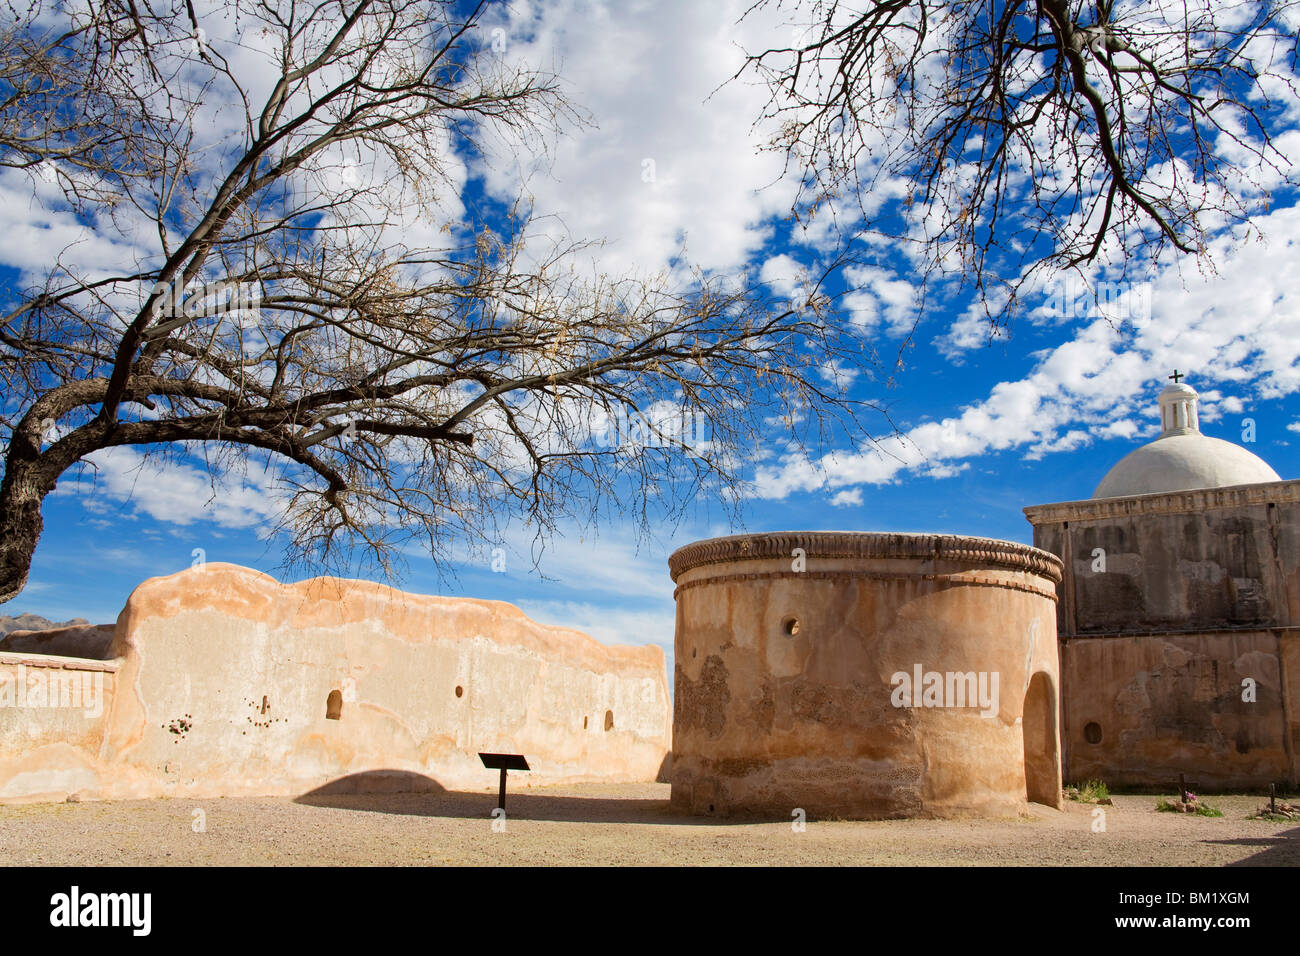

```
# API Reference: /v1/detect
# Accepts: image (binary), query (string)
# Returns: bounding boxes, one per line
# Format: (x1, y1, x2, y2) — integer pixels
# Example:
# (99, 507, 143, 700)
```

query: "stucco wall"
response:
(0, 564, 671, 803)
(1026, 481, 1300, 788)
(1061, 629, 1296, 790)
(1024, 481, 1300, 790)
(0, 624, 116, 659)
(1026, 481, 1300, 635)
(668, 532, 1063, 819)
(0, 653, 119, 803)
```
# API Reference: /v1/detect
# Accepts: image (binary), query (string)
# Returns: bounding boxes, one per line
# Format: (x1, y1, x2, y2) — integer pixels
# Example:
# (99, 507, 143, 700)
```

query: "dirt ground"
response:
(0, 783, 1295, 866)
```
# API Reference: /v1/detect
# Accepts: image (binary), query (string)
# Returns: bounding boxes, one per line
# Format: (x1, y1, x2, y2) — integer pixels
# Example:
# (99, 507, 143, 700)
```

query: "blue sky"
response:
(4, 0, 1300, 680)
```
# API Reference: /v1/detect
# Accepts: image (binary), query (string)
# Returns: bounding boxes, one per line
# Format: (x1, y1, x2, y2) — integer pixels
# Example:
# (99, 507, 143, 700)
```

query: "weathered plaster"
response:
(668, 532, 1063, 819)
(1027, 480, 1300, 788)
(0, 564, 670, 803)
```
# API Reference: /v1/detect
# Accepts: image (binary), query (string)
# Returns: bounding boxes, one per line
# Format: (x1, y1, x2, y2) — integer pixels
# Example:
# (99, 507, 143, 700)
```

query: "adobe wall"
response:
(1025, 481, 1300, 635)
(668, 532, 1064, 819)
(1060, 629, 1297, 790)
(1026, 481, 1300, 789)
(0, 652, 119, 803)
(0, 623, 116, 659)
(0, 564, 671, 803)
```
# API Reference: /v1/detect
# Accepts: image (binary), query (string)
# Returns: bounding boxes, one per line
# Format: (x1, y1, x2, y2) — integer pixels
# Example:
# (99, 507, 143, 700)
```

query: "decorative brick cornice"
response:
(667, 531, 1063, 584)
(1024, 478, 1300, 525)
(673, 568, 1060, 601)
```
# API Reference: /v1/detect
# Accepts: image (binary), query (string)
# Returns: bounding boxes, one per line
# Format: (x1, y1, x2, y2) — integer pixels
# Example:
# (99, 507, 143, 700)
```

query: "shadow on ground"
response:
(1216, 825, 1300, 866)
(295, 770, 771, 826)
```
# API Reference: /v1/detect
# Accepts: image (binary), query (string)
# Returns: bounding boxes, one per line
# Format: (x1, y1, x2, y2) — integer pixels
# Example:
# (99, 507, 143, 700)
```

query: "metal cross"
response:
(1168, 369, 1184, 384)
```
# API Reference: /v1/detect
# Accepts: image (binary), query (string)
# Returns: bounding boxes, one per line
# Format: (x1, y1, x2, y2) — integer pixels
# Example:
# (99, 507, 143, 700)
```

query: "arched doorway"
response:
(1022, 672, 1060, 807)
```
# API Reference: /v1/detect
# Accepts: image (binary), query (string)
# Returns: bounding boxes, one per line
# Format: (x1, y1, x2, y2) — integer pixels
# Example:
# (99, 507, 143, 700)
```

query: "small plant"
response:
(1249, 797, 1298, 822)
(1155, 792, 1223, 817)
(1064, 779, 1112, 805)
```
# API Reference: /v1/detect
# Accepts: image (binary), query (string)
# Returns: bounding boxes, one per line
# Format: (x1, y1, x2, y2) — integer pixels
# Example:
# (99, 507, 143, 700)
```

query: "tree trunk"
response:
(1, 383, 123, 605)
(0, 443, 63, 606)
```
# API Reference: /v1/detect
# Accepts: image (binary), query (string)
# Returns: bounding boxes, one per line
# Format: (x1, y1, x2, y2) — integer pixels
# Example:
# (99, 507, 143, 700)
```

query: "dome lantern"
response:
(1091, 372, 1281, 499)
(1157, 376, 1199, 436)
(1159, 369, 1196, 437)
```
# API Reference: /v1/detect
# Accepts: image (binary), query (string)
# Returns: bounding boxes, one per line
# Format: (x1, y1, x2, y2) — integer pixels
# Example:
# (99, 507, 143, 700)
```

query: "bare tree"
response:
(0, 0, 878, 605)
(740, 0, 1300, 326)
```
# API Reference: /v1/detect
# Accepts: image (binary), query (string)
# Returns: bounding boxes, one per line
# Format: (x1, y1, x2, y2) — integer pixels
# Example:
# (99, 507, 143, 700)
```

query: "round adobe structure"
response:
(668, 531, 1065, 819)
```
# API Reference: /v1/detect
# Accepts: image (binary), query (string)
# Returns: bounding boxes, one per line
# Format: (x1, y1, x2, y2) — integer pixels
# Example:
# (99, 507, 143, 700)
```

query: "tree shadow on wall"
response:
(1210, 825, 1300, 866)
(294, 769, 766, 827)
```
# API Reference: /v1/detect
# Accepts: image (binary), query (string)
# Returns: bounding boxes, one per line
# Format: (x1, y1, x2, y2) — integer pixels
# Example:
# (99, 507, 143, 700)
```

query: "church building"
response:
(1025, 375, 1300, 790)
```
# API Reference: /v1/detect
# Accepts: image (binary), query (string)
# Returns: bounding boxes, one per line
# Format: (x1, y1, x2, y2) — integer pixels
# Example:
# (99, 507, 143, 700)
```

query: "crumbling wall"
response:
(1027, 483, 1300, 636)
(0, 624, 116, 659)
(1061, 630, 1294, 790)
(668, 532, 1063, 819)
(0, 564, 671, 802)
(1026, 482, 1300, 789)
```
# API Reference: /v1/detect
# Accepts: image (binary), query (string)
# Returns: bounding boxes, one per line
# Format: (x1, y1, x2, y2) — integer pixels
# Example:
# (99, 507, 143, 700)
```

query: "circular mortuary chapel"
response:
(668, 531, 1064, 819)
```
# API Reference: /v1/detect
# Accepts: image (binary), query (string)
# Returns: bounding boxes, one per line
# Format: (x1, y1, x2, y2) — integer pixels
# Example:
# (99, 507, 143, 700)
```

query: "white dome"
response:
(1092, 434, 1281, 499)
(1092, 378, 1281, 499)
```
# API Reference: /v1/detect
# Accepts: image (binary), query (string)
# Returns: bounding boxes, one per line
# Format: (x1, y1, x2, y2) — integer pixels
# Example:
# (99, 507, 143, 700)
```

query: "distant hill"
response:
(0, 613, 90, 636)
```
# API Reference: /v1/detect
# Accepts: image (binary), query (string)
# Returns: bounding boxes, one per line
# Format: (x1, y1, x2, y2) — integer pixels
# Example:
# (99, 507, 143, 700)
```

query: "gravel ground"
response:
(0, 784, 1295, 866)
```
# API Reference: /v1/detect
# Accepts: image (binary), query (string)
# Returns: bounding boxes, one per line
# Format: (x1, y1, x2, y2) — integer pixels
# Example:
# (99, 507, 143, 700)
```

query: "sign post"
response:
(478, 752, 530, 811)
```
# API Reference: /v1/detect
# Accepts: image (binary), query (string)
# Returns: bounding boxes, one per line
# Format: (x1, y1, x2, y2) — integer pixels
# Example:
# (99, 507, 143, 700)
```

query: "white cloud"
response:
(842, 263, 922, 335)
(0, 167, 150, 288)
(829, 488, 862, 507)
(759, 254, 805, 300)
(516, 599, 675, 659)
(756, 197, 1300, 500)
(921, 461, 970, 479)
(1025, 429, 1092, 461)
(1097, 419, 1140, 440)
(477, 0, 800, 279)
(54, 446, 284, 530)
